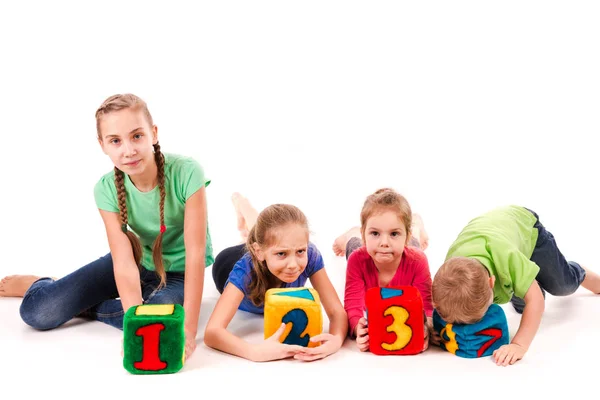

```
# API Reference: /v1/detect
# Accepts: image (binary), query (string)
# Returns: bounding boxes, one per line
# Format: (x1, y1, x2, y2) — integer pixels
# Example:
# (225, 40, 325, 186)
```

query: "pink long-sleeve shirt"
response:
(344, 245, 433, 337)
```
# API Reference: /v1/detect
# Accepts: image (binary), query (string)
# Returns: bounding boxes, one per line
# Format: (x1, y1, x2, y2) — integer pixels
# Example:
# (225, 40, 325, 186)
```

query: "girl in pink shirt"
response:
(332, 188, 433, 353)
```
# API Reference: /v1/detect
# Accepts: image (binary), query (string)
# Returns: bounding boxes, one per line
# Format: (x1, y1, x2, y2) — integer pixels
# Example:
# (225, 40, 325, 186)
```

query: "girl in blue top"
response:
(204, 194, 347, 362)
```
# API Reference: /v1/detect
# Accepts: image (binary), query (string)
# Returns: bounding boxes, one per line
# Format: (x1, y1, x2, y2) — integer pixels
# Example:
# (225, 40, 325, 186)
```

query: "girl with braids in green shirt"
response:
(0, 94, 214, 360)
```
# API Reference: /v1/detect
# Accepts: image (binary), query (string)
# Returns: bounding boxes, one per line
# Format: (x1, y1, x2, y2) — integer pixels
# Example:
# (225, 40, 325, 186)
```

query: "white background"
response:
(0, 1, 598, 398)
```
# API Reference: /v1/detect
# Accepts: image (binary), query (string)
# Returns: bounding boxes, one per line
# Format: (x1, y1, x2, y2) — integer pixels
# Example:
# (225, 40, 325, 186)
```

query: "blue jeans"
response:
(19, 253, 185, 330)
(510, 209, 587, 313)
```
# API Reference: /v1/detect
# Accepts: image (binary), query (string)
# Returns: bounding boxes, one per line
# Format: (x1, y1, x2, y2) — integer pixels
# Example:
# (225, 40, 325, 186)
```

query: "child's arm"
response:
(493, 280, 545, 366)
(294, 269, 348, 361)
(410, 250, 434, 348)
(411, 251, 434, 318)
(204, 283, 305, 362)
(98, 209, 143, 312)
(344, 252, 367, 338)
(182, 187, 208, 358)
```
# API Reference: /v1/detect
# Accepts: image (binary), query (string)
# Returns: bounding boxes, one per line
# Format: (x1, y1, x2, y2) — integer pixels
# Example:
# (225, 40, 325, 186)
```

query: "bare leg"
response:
(332, 227, 361, 257)
(0, 275, 44, 298)
(581, 267, 600, 294)
(231, 192, 260, 242)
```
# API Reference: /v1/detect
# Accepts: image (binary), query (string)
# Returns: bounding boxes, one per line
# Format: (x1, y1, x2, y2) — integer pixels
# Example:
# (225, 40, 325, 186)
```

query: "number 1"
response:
(134, 323, 167, 371)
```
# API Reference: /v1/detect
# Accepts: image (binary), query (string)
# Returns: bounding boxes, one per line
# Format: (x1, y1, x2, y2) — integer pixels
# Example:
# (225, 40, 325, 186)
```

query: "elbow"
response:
(329, 309, 348, 328)
(113, 264, 138, 283)
(203, 326, 219, 349)
(186, 249, 206, 264)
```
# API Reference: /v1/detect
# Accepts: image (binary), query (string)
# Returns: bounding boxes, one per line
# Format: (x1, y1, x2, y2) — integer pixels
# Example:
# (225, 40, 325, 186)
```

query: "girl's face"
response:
(98, 108, 157, 177)
(363, 210, 409, 267)
(254, 223, 309, 283)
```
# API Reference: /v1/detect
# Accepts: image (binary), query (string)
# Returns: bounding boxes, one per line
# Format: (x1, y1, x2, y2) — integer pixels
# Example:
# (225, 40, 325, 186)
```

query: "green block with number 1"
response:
(123, 304, 185, 374)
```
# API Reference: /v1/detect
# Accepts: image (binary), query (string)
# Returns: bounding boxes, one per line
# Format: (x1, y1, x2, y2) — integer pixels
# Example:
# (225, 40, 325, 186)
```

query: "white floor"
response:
(1, 230, 598, 399)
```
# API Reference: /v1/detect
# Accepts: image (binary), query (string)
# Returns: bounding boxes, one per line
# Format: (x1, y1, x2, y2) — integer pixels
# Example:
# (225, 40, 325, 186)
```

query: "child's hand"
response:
(293, 333, 343, 362)
(184, 329, 197, 360)
(355, 317, 369, 352)
(493, 343, 526, 366)
(422, 323, 430, 352)
(252, 323, 305, 362)
(426, 316, 441, 346)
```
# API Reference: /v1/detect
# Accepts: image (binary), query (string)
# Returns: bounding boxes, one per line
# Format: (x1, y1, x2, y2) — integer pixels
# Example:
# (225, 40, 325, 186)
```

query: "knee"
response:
(19, 298, 62, 331)
(147, 290, 184, 306)
(545, 281, 579, 297)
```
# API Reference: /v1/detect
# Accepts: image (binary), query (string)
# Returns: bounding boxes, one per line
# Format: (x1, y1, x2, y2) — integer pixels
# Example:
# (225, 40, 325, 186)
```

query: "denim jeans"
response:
(510, 209, 587, 313)
(19, 253, 185, 330)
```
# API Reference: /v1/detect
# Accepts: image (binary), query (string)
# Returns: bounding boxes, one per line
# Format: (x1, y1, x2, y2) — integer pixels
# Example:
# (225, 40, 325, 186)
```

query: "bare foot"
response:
(231, 192, 259, 242)
(412, 213, 429, 251)
(232, 193, 248, 242)
(581, 268, 600, 294)
(0, 275, 42, 297)
(332, 227, 361, 257)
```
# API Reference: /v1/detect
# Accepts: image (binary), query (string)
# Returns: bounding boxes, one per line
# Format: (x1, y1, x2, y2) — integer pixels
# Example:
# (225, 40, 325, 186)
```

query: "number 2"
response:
(281, 308, 310, 346)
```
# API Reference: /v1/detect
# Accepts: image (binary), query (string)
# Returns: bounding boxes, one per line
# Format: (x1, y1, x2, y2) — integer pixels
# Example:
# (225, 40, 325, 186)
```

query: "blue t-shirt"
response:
(225, 242, 325, 314)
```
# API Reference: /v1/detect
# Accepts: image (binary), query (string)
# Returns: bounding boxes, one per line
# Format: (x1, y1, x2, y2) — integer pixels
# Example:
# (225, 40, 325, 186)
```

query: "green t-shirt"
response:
(94, 153, 214, 272)
(445, 205, 540, 303)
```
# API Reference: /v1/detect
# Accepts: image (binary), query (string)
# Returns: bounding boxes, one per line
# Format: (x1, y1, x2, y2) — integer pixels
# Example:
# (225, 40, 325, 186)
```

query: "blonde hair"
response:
(246, 204, 309, 307)
(360, 188, 412, 242)
(432, 257, 491, 324)
(95, 94, 168, 289)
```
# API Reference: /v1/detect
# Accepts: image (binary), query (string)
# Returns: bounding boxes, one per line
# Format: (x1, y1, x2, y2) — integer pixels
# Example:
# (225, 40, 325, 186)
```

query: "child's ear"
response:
(489, 275, 496, 288)
(252, 242, 265, 262)
(152, 125, 158, 145)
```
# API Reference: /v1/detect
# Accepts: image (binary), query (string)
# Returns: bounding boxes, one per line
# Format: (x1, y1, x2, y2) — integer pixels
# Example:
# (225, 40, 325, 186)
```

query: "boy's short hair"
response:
(432, 257, 492, 324)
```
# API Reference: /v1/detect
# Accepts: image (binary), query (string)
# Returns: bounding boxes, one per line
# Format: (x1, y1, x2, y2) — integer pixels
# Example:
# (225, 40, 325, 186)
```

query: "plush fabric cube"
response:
(264, 287, 323, 348)
(365, 286, 425, 355)
(433, 303, 510, 358)
(123, 304, 185, 374)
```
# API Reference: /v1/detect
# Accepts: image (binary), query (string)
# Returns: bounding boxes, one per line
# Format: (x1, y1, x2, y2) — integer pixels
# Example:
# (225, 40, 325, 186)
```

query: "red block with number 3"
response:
(365, 286, 424, 355)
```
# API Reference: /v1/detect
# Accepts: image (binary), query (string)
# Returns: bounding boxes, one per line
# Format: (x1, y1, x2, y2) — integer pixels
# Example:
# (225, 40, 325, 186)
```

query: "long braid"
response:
(97, 94, 166, 286)
(152, 142, 167, 288)
(114, 167, 143, 266)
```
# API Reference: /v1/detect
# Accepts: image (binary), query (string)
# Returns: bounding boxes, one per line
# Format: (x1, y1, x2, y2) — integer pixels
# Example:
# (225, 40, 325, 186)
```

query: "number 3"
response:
(381, 306, 412, 351)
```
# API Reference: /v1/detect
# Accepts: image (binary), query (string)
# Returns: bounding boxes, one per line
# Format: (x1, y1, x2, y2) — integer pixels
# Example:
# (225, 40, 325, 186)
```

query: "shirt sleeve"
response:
(226, 256, 251, 295)
(344, 251, 367, 337)
(176, 158, 211, 202)
(93, 175, 119, 212)
(410, 250, 434, 317)
(305, 243, 325, 277)
(506, 250, 540, 299)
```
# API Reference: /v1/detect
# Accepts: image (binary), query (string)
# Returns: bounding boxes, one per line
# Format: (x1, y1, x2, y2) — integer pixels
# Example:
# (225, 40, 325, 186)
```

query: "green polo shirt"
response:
(445, 205, 539, 303)
(94, 153, 214, 272)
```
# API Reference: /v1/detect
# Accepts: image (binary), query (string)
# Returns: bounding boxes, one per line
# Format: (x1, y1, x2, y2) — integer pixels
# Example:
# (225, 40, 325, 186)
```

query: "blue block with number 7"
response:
(433, 303, 510, 358)
(264, 287, 323, 348)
